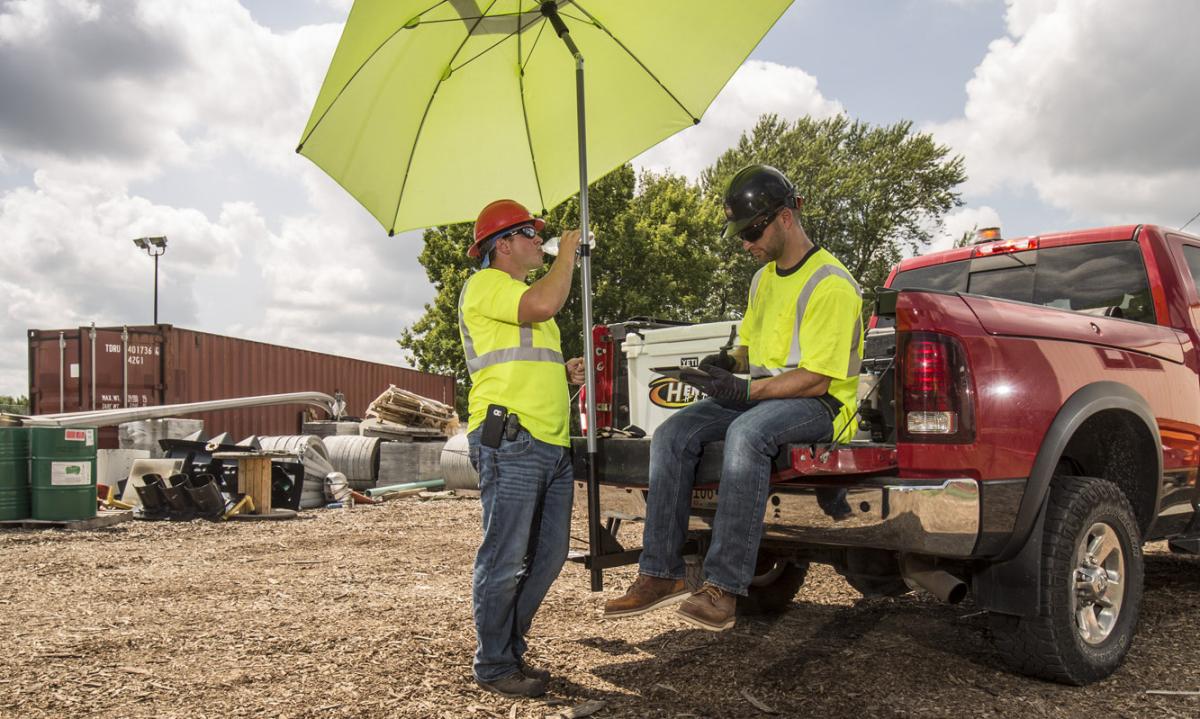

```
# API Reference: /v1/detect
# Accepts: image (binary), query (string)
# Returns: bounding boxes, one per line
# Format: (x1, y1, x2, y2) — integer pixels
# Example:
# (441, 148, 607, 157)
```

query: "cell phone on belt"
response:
(481, 404, 507, 448)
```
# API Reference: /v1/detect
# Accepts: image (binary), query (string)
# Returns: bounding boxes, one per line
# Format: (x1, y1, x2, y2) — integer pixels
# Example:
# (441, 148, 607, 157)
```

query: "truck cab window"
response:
(883, 239, 1155, 325)
(1178, 244, 1200, 300)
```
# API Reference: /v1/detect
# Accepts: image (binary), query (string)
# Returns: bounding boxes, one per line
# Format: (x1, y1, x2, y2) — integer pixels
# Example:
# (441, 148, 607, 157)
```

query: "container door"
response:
(28, 329, 84, 415)
(92, 328, 164, 410)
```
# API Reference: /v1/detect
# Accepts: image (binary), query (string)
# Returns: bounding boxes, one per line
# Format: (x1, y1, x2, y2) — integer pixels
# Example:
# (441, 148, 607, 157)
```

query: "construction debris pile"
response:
(0, 385, 473, 531)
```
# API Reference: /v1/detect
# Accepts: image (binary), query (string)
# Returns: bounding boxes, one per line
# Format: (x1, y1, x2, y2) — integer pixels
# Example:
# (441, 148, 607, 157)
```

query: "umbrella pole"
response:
(542, 3, 604, 592)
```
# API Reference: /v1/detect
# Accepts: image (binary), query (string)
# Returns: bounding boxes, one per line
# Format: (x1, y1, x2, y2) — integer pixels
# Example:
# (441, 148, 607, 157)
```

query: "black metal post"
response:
(153, 252, 159, 326)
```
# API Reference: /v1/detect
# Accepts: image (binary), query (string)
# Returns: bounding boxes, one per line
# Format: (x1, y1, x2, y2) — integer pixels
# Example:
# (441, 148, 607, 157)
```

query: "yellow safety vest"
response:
(458, 268, 569, 447)
(737, 248, 864, 441)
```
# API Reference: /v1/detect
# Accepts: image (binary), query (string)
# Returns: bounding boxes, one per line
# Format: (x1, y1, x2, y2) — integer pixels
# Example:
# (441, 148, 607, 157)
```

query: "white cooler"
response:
(622, 320, 738, 436)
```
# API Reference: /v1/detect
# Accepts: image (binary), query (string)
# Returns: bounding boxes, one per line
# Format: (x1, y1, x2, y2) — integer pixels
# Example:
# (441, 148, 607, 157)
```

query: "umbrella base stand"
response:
(566, 516, 641, 574)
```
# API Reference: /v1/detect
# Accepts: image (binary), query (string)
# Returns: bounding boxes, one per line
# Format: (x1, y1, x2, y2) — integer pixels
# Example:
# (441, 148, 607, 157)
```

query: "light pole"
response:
(132, 236, 168, 325)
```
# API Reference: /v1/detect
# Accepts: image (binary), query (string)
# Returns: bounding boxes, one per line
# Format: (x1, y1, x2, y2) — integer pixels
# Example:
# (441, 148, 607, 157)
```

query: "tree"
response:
(701, 115, 967, 306)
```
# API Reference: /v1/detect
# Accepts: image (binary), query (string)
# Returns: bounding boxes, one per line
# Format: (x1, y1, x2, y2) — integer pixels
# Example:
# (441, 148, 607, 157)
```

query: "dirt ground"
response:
(2, 496, 1199, 719)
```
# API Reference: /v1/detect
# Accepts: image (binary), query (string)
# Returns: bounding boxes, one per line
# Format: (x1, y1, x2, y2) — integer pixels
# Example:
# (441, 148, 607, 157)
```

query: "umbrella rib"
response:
(297, 0, 451, 151)
(520, 14, 547, 72)
(517, 12, 548, 213)
(450, 13, 544, 73)
(389, 0, 503, 234)
(566, 0, 700, 124)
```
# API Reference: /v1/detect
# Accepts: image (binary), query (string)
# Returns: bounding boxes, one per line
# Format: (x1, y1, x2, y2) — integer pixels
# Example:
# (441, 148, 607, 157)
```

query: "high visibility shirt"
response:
(458, 268, 569, 447)
(737, 247, 864, 442)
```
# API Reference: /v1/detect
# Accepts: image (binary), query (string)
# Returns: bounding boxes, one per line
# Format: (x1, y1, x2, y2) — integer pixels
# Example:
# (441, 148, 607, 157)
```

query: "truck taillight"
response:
(899, 331, 974, 443)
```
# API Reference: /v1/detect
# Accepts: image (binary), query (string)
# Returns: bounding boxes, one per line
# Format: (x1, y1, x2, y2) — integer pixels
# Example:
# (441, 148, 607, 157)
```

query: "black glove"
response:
(686, 365, 751, 403)
(700, 351, 736, 373)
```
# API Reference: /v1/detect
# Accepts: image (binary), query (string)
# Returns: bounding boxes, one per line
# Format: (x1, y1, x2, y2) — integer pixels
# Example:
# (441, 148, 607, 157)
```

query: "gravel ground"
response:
(1, 496, 1199, 718)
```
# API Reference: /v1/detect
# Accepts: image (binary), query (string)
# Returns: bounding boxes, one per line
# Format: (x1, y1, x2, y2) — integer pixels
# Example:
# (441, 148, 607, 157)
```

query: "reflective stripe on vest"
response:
(749, 263, 863, 377)
(458, 276, 565, 376)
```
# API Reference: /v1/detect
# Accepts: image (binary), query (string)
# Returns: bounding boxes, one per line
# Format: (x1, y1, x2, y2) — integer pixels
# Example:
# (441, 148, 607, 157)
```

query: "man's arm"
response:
(748, 367, 831, 400)
(518, 230, 582, 323)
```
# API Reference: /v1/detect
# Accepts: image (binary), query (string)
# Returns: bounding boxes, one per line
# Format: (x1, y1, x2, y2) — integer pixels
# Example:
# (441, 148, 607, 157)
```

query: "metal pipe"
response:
(89, 323, 96, 410)
(542, 0, 604, 591)
(121, 325, 129, 408)
(58, 331, 65, 413)
(10, 391, 337, 428)
(364, 479, 445, 497)
(901, 555, 967, 604)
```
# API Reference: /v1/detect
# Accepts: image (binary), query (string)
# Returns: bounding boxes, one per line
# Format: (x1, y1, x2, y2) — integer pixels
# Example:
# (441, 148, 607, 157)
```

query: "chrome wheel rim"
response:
(1072, 521, 1125, 645)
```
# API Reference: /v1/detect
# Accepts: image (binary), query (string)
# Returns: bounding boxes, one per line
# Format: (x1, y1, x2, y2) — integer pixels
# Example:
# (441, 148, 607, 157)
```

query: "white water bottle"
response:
(542, 232, 595, 257)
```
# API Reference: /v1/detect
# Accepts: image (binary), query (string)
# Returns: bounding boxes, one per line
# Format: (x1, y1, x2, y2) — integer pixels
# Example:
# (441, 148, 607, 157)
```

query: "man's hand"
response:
(687, 365, 749, 402)
(556, 229, 582, 260)
(700, 351, 735, 372)
(566, 356, 586, 385)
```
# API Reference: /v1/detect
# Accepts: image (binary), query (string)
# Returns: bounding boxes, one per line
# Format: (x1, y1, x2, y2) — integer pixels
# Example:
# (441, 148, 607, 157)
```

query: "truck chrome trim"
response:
(576, 477, 981, 558)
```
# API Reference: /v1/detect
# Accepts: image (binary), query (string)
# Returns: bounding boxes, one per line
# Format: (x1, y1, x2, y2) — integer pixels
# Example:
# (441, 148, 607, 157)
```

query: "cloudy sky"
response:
(2, 0, 1198, 398)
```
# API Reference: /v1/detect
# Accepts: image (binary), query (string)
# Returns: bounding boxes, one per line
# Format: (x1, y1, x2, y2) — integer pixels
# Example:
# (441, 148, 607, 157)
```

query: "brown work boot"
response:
(677, 583, 737, 632)
(475, 670, 547, 698)
(603, 574, 689, 618)
(519, 661, 550, 682)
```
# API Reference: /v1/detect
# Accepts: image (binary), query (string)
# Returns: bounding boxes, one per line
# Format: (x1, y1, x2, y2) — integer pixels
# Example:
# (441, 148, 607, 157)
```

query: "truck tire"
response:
(685, 554, 808, 615)
(990, 476, 1143, 685)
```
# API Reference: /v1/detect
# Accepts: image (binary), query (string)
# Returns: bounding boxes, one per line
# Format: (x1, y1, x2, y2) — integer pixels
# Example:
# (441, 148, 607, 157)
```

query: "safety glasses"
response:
(499, 224, 539, 241)
(738, 208, 782, 243)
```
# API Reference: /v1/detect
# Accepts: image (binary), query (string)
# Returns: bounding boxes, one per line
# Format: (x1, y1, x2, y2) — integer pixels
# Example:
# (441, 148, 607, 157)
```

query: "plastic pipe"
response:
(364, 479, 445, 497)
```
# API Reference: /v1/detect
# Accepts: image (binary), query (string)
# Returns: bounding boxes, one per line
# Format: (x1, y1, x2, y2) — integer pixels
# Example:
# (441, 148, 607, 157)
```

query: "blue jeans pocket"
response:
(496, 432, 532, 457)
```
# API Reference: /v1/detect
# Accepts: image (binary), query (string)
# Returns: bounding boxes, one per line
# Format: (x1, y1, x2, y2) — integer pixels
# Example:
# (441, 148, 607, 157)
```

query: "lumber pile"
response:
(363, 385, 459, 438)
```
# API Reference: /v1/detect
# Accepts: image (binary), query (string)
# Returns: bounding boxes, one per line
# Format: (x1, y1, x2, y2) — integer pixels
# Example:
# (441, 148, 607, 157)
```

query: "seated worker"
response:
(603, 164, 863, 631)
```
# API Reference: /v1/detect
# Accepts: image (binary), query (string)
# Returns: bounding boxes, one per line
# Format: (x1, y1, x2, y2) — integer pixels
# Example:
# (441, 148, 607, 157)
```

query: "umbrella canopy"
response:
(298, 0, 792, 235)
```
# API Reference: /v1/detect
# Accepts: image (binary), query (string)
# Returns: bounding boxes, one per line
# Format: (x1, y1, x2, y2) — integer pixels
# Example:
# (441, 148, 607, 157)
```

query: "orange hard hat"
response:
(469, 199, 545, 259)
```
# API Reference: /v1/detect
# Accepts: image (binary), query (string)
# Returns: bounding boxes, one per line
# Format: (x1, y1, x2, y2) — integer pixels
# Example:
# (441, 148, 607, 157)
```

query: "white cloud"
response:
(0, 0, 424, 396)
(931, 0, 1200, 226)
(634, 60, 844, 180)
(925, 205, 1004, 254)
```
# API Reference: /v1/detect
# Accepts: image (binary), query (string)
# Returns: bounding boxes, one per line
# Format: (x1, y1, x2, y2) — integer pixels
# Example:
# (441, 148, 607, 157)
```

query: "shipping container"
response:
(27, 325, 454, 447)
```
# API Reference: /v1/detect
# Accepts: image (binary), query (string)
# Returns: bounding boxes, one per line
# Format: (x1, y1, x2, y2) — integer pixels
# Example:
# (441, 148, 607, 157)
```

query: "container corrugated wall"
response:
(27, 325, 454, 447)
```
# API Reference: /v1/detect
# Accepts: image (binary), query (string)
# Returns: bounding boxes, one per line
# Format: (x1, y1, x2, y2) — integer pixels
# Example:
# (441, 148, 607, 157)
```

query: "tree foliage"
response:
(702, 115, 966, 302)
(400, 114, 966, 415)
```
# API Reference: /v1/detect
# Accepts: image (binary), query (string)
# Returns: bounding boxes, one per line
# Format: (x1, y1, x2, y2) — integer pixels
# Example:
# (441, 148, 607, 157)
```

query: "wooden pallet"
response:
(0, 510, 132, 531)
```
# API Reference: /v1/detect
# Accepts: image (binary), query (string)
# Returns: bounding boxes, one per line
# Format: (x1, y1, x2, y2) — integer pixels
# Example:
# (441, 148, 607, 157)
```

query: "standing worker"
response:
(603, 165, 863, 631)
(459, 199, 585, 697)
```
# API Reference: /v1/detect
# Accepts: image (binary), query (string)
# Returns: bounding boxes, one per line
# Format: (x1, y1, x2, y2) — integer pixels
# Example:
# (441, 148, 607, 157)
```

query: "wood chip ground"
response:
(1, 498, 1198, 718)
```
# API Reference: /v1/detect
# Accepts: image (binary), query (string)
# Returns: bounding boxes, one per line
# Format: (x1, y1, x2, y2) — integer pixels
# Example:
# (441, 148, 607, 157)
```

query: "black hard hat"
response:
(721, 164, 799, 240)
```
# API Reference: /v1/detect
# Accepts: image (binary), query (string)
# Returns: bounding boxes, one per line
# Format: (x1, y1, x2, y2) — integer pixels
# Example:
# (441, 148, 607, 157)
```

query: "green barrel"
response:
(30, 427, 97, 521)
(0, 427, 30, 520)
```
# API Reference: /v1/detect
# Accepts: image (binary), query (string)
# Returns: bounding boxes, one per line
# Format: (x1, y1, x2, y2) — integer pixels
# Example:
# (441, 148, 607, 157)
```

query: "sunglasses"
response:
(499, 225, 539, 241)
(738, 208, 783, 243)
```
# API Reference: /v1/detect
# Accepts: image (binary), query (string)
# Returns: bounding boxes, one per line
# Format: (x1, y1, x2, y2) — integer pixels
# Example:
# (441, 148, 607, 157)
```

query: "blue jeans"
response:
(639, 397, 833, 595)
(468, 428, 574, 682)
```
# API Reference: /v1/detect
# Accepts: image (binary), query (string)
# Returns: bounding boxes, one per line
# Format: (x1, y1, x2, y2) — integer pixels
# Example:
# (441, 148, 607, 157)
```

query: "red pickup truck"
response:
(572, 223, 1200, 685)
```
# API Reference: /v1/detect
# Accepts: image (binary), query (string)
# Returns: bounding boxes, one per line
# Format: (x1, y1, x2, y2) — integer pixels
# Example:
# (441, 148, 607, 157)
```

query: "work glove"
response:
(685, 365, 752, 405)
(699, 351, 736, 373)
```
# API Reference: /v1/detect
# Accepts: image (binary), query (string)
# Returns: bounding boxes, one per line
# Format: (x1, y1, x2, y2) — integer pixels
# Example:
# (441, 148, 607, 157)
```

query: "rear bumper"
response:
(574, 476, 981, 558)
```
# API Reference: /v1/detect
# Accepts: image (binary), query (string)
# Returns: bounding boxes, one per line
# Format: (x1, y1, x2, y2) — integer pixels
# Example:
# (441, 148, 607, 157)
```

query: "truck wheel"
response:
(990, 476, 1143, 685)
(685, 554, 808, 615)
